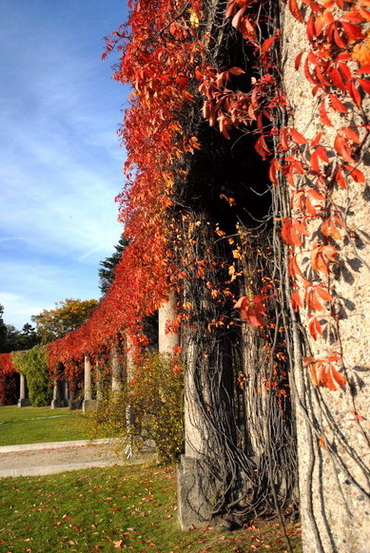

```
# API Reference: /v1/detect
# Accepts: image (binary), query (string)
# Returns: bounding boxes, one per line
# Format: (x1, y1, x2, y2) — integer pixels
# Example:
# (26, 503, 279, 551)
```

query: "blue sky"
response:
(0, 0, 130, 329)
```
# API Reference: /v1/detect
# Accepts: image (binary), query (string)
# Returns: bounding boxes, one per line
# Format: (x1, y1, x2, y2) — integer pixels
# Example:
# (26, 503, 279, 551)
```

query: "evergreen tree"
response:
(0, 305, 8, 353)
(0, 305, 39, 353)
(98, 236, 129, 295)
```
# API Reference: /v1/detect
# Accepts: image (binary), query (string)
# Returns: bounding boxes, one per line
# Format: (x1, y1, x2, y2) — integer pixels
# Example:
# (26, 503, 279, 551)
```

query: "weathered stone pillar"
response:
(280, 4, 370, 552)
(124, 335, 135, 458)
(96, 356, 103, 402)
(158, 292, 179, 354)
(82, 354, 97, 412)
(111, 343, 123, 394)
(177, 337, 213, 529)
(18, 373, 30, 407)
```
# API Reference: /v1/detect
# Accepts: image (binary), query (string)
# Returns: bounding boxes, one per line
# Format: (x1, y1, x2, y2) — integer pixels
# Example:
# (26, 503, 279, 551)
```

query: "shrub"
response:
(92, 353, 184, 464)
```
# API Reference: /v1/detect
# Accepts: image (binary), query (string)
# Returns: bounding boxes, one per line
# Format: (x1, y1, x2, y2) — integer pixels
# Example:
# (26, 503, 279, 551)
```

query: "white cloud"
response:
(0, 0, 128, 329)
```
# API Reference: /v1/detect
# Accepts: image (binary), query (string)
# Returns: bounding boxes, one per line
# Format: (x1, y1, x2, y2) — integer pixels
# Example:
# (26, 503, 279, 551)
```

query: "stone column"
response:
(124, 335, 135, 458)
(111, 343, 123, 394)
(177, 337, 213, 529)
(158, 292, 179, 354)
(18, 373, 30, 407)
(96, 356, 103, 403)
(280, 5, 370, 552)
(51, 380, 59, 409)
(82, 354, 97, 412)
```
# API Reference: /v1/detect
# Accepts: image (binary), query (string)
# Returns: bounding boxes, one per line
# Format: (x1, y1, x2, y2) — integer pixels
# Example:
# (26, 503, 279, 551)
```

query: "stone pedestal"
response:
(18, 374, 30, 407)
(177, 337, 217, 529)
(177, 456, 214, 530)
(82, 399, 98, 412)
(51, 379, 69, 409)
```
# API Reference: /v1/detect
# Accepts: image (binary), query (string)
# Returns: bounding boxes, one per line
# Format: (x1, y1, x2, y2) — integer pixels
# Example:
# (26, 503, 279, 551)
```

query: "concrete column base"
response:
(17, 398, 31, 407)
(177, 455, 214, 530)
(82, 399, 98, 413)
(69, 399, 82, 410)
(51, 398, 69, 409)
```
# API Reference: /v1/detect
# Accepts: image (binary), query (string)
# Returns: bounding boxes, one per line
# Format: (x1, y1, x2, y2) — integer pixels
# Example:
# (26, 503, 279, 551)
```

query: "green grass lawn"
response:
(0, 464, 302, 553)
(0, 406, 91, 446)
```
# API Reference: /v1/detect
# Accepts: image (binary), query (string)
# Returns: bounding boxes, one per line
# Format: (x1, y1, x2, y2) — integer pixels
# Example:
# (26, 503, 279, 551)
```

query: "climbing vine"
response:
(198, 0, 369, 393)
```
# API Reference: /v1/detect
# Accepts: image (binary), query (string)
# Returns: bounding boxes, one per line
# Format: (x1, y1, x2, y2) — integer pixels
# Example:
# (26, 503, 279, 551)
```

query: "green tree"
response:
(99, 236, 129, 296)
(17, 323, 39, 350)
(0, 305, 39, 353)
(0, 305, 8, 353)
(32, 298, 98, 344)
(12, 345, 52, 406)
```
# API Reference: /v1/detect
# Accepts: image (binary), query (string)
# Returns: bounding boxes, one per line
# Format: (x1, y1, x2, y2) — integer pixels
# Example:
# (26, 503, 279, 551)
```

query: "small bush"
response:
(92, 353, 184, 464)
(12, 345, 53, 406)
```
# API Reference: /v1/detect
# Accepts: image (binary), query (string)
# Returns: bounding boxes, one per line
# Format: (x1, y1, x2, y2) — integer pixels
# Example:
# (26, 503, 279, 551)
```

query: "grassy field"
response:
(0, 464, 302, 553)
(0, 406, 91, 446)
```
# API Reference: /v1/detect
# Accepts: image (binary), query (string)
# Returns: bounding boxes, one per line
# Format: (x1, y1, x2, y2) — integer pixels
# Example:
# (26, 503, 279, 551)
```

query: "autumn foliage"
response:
(30, 0, 370, 397)
(0, 353, 18, 405)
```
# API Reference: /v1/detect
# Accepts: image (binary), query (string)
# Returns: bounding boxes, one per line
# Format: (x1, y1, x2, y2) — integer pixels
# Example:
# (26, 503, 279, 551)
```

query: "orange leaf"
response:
(319, 99, 333, 127)
(347, 81, 362, 109)
(329, 94, 348, 113)
(289, 0, 303, 22)
(316, 286, 333, 302)
(290, 128, 308, 145)
(291, 288, 302, 311)
(261, 36, 279, 53)
(269, 158, 280, 185)
(295, 52, 304, 70)
(334, 134, 355, 163)
(344, 165, 365, 183)
(334, 166, 347, 189)
(308, 316, 323, 339)
(358, 78, 370, 94)
(341, 127, 360, 144)
(228, 66, 246, 75)
(311, 250, 330, 275)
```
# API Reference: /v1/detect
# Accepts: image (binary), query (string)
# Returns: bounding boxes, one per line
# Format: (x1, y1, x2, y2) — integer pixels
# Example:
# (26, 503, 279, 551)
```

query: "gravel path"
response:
(0, 440, 152, 477)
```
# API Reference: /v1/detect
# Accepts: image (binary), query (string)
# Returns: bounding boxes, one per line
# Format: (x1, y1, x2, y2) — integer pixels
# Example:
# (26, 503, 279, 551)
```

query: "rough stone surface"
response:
(280, 4, 370, 552)
(158, 292, 179, 355)
(177, 455, 214, 530)
(82, 399, 98, 413)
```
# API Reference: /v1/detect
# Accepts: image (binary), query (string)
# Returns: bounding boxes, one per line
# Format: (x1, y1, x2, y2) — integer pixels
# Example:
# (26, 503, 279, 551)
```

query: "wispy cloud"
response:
(0, 0, 128, 329)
